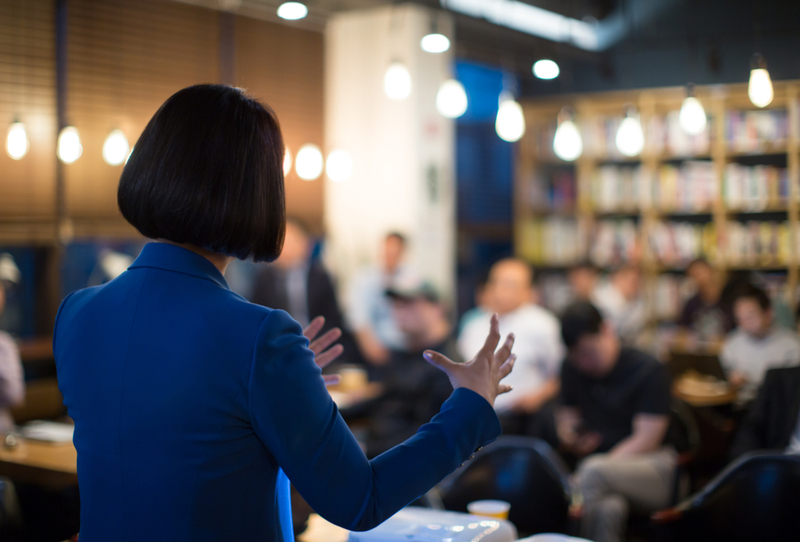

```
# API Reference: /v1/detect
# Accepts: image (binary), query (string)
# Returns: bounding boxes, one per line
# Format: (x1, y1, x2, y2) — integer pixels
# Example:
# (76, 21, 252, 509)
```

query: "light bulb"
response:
(295, 144, 323, 181)
(615, 111, 644, 157)
(6, 122, 29, 160)
(679, 96, 707, 135)
(277, 2, 307, 20)
(436, 79, 468, 118)
(57, 126, 82, 163)
(283, 147, 292, 176)
(326, 149, 352, 182)
(533, 59, 560, 80)
(102, 129, 130, 166)
(384, 62, 412, 100)
(553, 117, 583, 161)
(495, 92, 525, 142)
(421, 33, 450, 53)
(749, 68, 774, 108)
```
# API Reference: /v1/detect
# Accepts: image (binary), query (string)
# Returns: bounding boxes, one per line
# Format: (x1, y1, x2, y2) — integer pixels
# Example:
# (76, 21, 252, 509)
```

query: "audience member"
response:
(458, 258, 563, 436)
(592, 264, 647, 345)
(678, 259, 730, 340)
(365, 279, 455, 456)
(568, 262, 599, 303)
(720, 284, 800, 401)
(729, 365, 800, 461)
(251, 218, 344, 332)
(556, 301, 674, 542)
(458, 269, 493, 334)
(347, 233, 415, 365)
(0, 254, 25, 432)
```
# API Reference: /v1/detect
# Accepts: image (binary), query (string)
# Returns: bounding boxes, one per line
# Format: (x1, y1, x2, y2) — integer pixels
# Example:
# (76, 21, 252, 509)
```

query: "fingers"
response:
(478, 314, 502, 358)
(323, 374, 341, 387)
(493, 333, 515, 366)
(499, 354, 516, 380)
(303, 316, 326, 341)
(497, 384, 513, 395)
(309, 327, 342, 355)
(423, 350, 459, 373)
(315, 344, 344, 369)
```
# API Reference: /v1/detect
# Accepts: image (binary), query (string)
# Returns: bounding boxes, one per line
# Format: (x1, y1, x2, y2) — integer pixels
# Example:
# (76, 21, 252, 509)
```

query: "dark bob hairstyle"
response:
(118, 84, 286, 262)
(560, 300, 604, 349)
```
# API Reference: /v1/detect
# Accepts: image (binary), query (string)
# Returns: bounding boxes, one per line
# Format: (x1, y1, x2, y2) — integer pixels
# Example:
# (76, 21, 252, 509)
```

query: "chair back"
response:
(655, 453, 800, 542)
(437, 436, 572, 536)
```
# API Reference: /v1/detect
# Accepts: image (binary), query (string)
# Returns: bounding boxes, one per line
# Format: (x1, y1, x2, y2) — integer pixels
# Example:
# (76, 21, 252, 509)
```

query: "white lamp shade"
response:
(384, 62, 412, 100)
(679, 96, 707, 135)
(295, 144, 323, 181)
(748, 68, 774, 108)
(102, 129, 130, 166)
(57, 126, 83, 163)
(436, 79, 468, 118)
(326, 149, 353, 182)
(553, 119, 583, 161)
(615, 116, 644, 157)
(6, 122, 29, 160)
(495, 97, 525, 142)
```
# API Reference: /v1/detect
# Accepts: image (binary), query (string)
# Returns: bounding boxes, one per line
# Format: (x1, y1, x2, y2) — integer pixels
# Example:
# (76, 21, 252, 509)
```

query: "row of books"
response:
(524, 169, 577, 211)
(723, 164, 789, 211)
(648, 222, 716, 267)
(516, 218, 587, 265)
(724, 220, 792, 267)
(726, 109, 789, 153)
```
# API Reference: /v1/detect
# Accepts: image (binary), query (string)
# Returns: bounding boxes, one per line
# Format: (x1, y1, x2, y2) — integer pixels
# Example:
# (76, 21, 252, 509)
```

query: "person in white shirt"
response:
(721, 284, 800, 402)
(0, 253, 25, 433)
(592, 264, 647, 345)
(346, 233, 416, 366)
(458, 258, 564, 436)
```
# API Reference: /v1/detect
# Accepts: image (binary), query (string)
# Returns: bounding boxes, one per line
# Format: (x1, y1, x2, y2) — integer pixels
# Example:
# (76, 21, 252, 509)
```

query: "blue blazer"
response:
(54, 242, 501, 541)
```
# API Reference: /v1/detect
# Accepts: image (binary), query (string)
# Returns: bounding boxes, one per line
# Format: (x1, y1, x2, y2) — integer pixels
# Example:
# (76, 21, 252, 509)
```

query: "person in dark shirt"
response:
(556, 301, 675, 542)
(365, 280, 456, 457)
(678, 258, 730, 340)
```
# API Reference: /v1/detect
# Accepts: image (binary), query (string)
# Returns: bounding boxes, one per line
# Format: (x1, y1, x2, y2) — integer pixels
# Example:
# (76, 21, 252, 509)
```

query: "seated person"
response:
(720, 284, 800, 402)
(592, 264, 647, 346)
(458, 258, 563, 437)
(729, 365, 800, 461)
(568, 262, 599, 303)
(0, 253, 24, 433)
(678, 258, 730, 341)
(365, 280, 455, 457)
(556, 301, 674, 542)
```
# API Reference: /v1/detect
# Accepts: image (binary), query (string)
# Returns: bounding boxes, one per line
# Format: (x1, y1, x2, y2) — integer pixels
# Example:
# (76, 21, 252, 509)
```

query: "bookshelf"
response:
(516, 81, 800, 335)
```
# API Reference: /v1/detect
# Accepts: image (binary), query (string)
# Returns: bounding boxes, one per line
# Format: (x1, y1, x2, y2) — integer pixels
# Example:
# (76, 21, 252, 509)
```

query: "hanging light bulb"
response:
(748, 53, 774, 108)
(679, 85, 707, 135)
(421, 33, 450, 53)
(277, 2, 307, 20)
(326, 149, 353, 182)
(102, 129, 129, 166)
(6, 121, 29, 160)
(283, 147, 293, 176)
(495, 91, 525, 142)
(436, 79, 468, 118)
(533, 59, 560, 80)
(295, 144, 323, 181)
(384, 61, 412, 100)
(615, 104, 644, 157)
(57, 126, 82, 163)
(553, 107, 583, 161)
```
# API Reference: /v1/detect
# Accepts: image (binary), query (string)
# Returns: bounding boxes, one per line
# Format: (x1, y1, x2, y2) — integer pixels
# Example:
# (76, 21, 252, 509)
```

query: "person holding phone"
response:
(53, 85, 515, 541)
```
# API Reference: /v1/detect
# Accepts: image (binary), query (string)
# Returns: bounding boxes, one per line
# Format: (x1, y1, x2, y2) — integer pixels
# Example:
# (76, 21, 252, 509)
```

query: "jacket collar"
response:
(128, 242, 230, 290)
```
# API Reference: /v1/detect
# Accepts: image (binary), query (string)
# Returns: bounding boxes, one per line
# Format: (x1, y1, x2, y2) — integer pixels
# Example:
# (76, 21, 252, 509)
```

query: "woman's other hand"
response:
(422, 314, 515, 406)
(304, 316, 344, 386)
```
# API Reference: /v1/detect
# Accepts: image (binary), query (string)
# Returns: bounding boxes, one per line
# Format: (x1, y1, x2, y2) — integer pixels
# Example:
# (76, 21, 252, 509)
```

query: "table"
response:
(0, 438, 78, 489)
(672, 385, 739, 407)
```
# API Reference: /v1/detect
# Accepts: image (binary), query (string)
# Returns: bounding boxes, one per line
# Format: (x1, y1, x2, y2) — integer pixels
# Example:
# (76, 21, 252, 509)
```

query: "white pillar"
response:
(324, 4, 456, 303)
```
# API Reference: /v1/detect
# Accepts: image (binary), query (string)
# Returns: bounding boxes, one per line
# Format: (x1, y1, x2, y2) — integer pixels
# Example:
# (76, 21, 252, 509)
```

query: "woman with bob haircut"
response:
(53, 84, 516, 541)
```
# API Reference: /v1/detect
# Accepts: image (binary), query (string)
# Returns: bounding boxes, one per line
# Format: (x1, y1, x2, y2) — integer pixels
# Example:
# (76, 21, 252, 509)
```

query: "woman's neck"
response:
(157, 239, 234, 275)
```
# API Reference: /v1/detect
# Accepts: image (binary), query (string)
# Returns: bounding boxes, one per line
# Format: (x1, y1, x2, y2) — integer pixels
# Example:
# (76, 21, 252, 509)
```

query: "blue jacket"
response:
(54, 242, 501, 541)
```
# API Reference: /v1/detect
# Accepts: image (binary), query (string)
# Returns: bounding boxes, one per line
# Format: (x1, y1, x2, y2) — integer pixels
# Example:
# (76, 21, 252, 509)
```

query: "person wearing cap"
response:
(365, 279, 461, 456)
(0, 253, 25, 433)
(458, 258, 564, 437)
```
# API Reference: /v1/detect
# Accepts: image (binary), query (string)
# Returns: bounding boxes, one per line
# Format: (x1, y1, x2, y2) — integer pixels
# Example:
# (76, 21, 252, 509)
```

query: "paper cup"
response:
(467, 500, 511, 520)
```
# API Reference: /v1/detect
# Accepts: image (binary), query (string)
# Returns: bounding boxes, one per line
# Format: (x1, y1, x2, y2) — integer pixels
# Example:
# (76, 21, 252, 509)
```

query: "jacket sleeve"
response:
(247, 309, 502, 531)
(728, 372, 772, 461)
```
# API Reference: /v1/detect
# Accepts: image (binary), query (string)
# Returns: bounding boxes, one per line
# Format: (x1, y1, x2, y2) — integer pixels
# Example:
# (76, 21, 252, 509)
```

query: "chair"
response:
(651, 452, 800, 542)
(432, 436, 576, 537)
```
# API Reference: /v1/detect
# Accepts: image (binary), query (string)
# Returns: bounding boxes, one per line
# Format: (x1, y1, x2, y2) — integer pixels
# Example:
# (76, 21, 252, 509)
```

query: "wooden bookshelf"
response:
(516, 81, 800, 330)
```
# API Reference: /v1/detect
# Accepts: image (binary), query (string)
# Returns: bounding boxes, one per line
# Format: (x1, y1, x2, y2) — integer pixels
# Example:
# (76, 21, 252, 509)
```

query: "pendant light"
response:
(295, 144, 323, 181)
(615, 104, 644, 157)
(384, 61, 412, 100)
(679, 85, 707, 135)
(102, 129, 130, 166)
(6, 121, 29, 160)
(496, 91, 525, 142)
(748, 53, 774, 108)
(436, 79, 468, 118)
(553, 107, 583, 161)
(57, 126, 82, 163)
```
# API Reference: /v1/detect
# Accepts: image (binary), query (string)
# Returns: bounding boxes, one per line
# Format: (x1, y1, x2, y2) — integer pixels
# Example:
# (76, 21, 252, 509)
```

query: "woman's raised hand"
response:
(423, 314, 515, 406)
(303, 316, 344, 387)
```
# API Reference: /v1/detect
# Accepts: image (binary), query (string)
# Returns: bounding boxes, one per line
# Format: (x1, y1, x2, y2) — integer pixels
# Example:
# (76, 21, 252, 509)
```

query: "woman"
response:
(54, 85, 515, 541)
